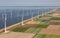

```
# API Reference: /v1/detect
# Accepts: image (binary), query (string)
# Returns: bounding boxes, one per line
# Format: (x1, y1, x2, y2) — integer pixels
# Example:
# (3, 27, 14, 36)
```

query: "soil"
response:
(25, 20, 38, 26)
(40, 28, 60, 35)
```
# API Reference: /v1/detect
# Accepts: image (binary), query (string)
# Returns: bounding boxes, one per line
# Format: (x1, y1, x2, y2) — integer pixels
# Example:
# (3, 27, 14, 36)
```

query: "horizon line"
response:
(0, 6, 60, 7)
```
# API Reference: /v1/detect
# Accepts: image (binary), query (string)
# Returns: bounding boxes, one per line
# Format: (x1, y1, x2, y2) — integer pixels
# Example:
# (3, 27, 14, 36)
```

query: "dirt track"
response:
(0, 32, 35, 38)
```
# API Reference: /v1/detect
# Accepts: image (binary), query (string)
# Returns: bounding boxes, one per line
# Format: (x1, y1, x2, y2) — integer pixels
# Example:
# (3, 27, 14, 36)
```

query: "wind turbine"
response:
(17, 10, 20, 17)
(11, 10, 13, 19)
(2, 13, 4, 20)
(26, 10, 29, 16)
(37, 9, 40, 18)
(4, 10, 9, 33)
(16, 9, 18, 17)
(21, 10, 24, 25)
(44, 8, 47, 15)
(41, 9, 43, 16)
(31, 10, 34, 21)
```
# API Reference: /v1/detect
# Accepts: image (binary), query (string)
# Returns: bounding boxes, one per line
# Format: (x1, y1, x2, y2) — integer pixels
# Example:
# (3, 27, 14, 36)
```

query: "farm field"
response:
(34, 10, 60, 38)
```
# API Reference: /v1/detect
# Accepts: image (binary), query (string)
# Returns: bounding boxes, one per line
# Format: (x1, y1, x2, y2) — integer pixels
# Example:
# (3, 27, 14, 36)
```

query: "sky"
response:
(0, 0, 60, 6)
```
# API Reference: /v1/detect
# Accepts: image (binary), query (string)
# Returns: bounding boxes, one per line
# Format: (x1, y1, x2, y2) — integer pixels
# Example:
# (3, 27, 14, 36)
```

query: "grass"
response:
(10, 25, 43, 33)
(39, 16, 42, 18)
(10, 21, 48, 33)
(34, 34, 60, 38)
(10, 19, 49, 33)
(35, 16, 51, 22)
(25, 27, 41, 33)
(50, 17, 60, 20)
(38, 21, 49, 28)
(25, 27, 37, 33)
(10, 26, 30, 32)
(35, 18, 49, 28)
(43, 14, 52, 17)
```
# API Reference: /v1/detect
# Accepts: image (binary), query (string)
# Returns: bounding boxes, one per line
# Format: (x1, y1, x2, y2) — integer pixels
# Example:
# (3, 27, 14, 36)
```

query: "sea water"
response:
(0, 6, 54, 29)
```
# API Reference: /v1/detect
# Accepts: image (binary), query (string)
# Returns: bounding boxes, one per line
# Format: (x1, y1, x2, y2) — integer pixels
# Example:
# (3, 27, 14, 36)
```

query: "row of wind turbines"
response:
(0, 8, 52, 33)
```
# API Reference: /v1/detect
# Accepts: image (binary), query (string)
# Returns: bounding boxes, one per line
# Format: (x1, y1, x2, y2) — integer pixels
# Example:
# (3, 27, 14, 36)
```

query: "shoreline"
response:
(0, 8, 57, 33)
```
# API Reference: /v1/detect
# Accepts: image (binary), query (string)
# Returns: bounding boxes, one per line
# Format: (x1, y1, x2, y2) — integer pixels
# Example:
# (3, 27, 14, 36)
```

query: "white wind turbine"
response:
(31, 10, 34, 21)
(21, 10, 24, 25)
(37, 9, 40, 18)
(44, 8, 47, 15)
(4, 10, 9, 33)
(17, 10, 20, 17)
(11, 10, 13, 19)
(26, 10, 29, 16)
(42, 9, 43, 16)
(2, 13, 4, 19)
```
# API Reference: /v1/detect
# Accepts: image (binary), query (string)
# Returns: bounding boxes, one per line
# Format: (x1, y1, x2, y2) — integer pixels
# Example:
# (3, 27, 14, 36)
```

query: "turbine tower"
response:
(31, 10, 34, 21)
(37, 9, 39, 18)
(4, 10, 9, 33)
(22, 10, 24, 25)
(11, 10, 12, 19)
(4, 10, 7, 33)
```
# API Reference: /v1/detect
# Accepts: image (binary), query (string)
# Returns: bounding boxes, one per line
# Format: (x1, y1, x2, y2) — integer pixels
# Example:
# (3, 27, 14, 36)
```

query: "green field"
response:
(10, 19, 49, 33)
(50, 17, 60, 20)
(43, 14, 52, 17)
